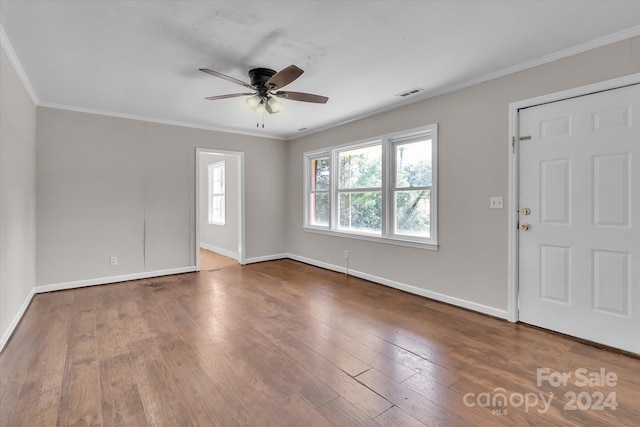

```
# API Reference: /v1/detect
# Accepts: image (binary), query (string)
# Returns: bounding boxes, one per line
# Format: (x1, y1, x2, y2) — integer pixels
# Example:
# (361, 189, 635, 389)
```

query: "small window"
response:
(309, 155, 330, 227)
(208, 161, 225, 224)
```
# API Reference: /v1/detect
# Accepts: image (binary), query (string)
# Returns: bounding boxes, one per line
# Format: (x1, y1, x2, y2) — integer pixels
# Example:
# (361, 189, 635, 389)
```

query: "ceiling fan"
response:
(199, 65, 329, 115)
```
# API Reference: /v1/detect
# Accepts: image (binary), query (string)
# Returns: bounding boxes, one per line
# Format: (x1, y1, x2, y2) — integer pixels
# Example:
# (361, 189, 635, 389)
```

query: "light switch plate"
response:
(490, 197, 504, 209)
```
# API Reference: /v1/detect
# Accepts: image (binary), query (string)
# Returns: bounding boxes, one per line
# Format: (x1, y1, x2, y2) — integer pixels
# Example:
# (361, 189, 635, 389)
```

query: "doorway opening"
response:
(195, 148, 245, 270)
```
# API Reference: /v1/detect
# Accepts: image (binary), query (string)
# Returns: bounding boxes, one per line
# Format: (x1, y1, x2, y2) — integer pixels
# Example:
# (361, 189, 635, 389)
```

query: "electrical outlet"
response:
(490, 197, 504, 209)
(344, 250, 349, 260)
(110, 256, 117, 266)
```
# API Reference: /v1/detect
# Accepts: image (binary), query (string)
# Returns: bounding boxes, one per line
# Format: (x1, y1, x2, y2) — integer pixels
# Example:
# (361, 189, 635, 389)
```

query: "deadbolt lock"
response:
(521, 223, 531, 231)
(522, 207, 531, 216)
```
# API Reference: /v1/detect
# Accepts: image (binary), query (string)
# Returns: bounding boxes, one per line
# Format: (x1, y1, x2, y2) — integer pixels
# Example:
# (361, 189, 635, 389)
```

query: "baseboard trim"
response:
(6, 253, 507, 352)
(244, 253, 288, 264)
(35, 266, 197, 294)
(287, 253, 509, 320)
(287, 254, 347, 274)
(199, 242, 239, 261)
(0, 287, 36, 352)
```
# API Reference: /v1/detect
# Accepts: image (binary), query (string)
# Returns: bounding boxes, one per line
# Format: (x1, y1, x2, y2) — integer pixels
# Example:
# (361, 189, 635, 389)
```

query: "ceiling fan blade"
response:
(274, 91, 329, 104)
(265, 65, 303, 89)
(205, 93, 255, 101)
(199, 68, 253, 89)
(265, 101, 275, 114)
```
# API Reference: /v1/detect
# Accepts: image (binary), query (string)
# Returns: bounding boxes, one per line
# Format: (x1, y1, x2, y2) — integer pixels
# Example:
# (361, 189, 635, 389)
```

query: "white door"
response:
(518, 84, 640, 354)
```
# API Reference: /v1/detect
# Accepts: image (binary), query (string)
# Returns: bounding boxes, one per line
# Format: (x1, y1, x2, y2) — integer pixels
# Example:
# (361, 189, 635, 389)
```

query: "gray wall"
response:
(0, 47, 36, 339)
(36, 108, 286, 285)
(199, 152, 239, 258)
(286, 36, 640, 312)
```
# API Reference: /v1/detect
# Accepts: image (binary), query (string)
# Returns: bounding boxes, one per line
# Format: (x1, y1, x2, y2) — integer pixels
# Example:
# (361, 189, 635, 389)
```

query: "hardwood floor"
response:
(200, 248, 238, 270)
(1, 259, 638, 426)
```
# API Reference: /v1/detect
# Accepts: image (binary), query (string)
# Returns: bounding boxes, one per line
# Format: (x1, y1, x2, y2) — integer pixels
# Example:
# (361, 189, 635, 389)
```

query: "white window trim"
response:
(208, 161, 225, 225)
(305, 153, 331, 229)
(389, 133, 436, 241)
(334, 140, 383, 235)
(303, 124, 438, 250)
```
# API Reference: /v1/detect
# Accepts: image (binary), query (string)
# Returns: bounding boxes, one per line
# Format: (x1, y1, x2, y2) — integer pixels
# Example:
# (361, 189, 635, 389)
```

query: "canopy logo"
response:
(462, 367, 618, 416)
(463, 388, 553, 415)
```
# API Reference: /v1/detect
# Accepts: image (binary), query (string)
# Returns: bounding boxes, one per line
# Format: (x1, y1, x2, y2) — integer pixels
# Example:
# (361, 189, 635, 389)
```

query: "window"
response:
(392, 136, 433, 238)
(337, 143, 382, 233)
(208, 161, 225, 224)
(304, 124, 437, 249)
(309, 155, 330, 226)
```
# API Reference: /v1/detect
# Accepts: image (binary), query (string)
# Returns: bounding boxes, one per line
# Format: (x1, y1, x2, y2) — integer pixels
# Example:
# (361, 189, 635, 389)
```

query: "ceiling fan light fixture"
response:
(267, 97, 282, 113)
(200, 64, 328, 121)
(246, 94, 261, 110)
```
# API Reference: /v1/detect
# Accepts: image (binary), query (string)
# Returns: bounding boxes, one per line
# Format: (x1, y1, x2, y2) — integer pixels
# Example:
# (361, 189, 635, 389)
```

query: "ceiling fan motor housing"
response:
(249, 68, 277, 96)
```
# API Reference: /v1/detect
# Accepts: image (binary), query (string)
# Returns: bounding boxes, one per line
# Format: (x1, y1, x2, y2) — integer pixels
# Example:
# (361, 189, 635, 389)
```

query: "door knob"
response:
(521, 207, 531, 215)
(521, 223, 531, 231)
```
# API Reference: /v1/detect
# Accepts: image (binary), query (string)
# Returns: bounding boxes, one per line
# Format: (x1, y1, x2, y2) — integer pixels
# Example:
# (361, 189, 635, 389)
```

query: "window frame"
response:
(389, 134, 435, 240)
(208, 160, 226, 225)
(306, 154, 331, 229)
(303, 124, 438, 250)
(335, 140, 383, 236)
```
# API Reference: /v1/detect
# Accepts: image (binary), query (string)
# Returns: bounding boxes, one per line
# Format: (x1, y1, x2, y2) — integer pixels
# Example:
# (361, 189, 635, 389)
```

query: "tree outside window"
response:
(310, 156, 330, 226)
(393, 138, 432, 237)
(303, 124, 437, 249)
(337, 144, 382, 233)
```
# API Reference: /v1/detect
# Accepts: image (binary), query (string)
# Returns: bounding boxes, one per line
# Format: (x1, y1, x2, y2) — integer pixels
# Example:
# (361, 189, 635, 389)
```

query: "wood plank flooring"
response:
(1, 259, 638, 426)
(200, 248, 238, 270)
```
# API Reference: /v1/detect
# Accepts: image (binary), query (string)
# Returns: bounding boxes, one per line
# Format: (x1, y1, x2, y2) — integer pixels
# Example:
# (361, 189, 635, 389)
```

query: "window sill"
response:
(303, 226, 438, 251)
(208, 221, 226, 226)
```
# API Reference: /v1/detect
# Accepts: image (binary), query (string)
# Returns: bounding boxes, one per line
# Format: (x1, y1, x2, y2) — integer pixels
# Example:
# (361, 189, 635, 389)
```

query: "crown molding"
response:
(3, 21, 638, 142)
(292, 25, 640, 141)
(434, 25, 640, 99)
(0, 24, 39, 105)
(37, 101, 285, 141)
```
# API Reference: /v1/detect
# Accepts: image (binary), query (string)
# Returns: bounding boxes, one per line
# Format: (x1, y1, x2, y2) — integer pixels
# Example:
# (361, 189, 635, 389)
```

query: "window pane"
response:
(310, 192, 329, 226)
(395, 190, 430, 237)
(312, 158, 330, 191)
(213, 179, 224, 194)
(210, 195, 225, 223)
(209, 163, 225, 196)
(395, 139, 432, 188)
(339, 145, 382, 189)
(338, 192, 382, 233)
(214, 167, 224, 181)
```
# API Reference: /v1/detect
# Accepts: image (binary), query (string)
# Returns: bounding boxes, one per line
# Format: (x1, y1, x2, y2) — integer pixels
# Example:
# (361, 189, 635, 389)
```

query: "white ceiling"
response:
(2, 1, 639, 140)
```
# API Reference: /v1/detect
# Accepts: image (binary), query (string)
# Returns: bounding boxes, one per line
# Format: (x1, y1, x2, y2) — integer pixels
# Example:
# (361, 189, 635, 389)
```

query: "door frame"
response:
(507, 72, 640, 322)
(195, 148, 246, 270)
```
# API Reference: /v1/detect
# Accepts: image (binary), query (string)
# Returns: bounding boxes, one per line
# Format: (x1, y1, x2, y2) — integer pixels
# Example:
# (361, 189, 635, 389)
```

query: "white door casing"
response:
(518, 84, 640, 354)
(195, 148, 246, 270)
